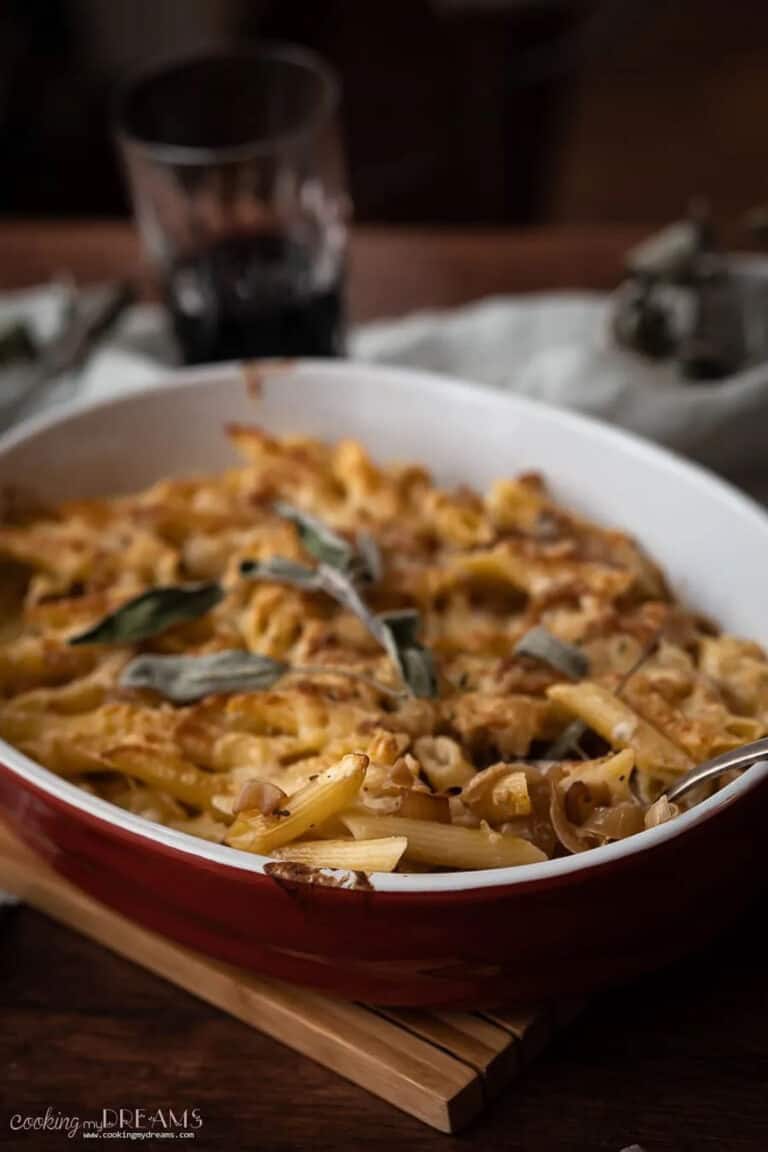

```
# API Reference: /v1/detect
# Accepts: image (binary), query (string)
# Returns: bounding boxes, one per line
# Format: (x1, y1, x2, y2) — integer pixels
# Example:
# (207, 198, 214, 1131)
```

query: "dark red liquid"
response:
(167, 233, 344, 364)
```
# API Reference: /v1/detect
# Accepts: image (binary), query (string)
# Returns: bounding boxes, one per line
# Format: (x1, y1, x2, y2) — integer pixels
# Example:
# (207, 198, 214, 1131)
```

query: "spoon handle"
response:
(664, 736, 768, 803)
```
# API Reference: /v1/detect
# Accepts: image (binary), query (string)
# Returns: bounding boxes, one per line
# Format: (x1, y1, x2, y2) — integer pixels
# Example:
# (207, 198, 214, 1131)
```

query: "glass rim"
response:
(114, 42, 340, 166)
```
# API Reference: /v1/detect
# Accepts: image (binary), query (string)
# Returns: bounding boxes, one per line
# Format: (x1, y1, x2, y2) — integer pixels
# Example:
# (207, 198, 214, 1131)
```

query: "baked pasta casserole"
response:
(0, 424, 766, 874)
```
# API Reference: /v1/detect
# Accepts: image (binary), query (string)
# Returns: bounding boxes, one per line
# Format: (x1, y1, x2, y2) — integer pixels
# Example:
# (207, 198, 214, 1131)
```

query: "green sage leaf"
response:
(545, 719, 589, 761)
(272, 501, 383, 584)
(397, 645, 437, 699)
(241, 557, 375, 622)
(120, 649, 288, 703)
(313, 562, 376, 623)
(69, 582, 224, 646)
(240, 557, 321, 589)
(375, 608, 420, 649)
(351, 532, 382, 584)
(241, 557, 437, 697)
(377, 609, 437, 698)
(272, 501, 354, 571)
(514, 626, 588, 680)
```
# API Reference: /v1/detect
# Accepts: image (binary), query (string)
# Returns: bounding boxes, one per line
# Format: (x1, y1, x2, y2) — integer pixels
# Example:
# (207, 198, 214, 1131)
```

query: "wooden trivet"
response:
(0, 822, 582, 1133)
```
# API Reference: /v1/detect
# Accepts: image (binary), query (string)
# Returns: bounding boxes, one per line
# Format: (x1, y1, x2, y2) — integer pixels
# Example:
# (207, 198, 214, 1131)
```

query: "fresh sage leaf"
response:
(352, 531, 383, 584)
(375, 608, 420, 649)
(69, 582, 224, 646)
(241, 557, 375, 622)
(240, 558, 437, 697)
(240, 557, 321, 589)
(514, 626, 588, 680)
(121, 649, 289, 702)
(397, 645, 437, 699)
(272, 501, 354, 571)
(313, 562, 376, 623)
(545, 719, 589, 761)
(121, 648, 405, 704)
(377, 609, 437, 699)
(273, 501, 382, 584)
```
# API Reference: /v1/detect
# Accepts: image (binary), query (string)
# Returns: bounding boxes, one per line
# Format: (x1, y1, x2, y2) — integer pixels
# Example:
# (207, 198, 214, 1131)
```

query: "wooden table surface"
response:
(0, 219, 642, 322)
(1, 221, 766, 1152)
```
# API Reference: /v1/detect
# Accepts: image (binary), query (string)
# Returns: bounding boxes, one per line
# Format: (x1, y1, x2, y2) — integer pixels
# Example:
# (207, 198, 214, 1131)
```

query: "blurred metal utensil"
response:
(625, 219, 700, 282)
(663, 736, 768, 804)
(0, 280, 135, 430)
(0, 318, 38, 367)
(614, 201, 749, 379)
(678, 261, 747, 380)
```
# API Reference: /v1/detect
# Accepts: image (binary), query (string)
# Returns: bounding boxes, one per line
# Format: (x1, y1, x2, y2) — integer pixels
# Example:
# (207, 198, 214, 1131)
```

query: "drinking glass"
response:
(116, 46, 349, 364)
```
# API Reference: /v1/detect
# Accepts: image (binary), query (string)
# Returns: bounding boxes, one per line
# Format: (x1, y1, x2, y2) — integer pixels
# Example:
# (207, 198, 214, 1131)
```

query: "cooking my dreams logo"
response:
(9, 1106, 204, 1140)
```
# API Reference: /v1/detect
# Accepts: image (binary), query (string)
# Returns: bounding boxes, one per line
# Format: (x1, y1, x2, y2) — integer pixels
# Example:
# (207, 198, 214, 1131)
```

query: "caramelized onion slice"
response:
(233, 778, 288, 816)
(644, 794, 680, 829)
(581, 802, 646, 841)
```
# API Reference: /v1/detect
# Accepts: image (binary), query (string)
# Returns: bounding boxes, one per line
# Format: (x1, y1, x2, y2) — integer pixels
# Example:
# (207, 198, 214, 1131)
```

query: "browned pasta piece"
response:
(341, 812, 546, 869)
(547, 681, 692, 779)
(272, 836, 407, 872)
(226, 753, 368, 854)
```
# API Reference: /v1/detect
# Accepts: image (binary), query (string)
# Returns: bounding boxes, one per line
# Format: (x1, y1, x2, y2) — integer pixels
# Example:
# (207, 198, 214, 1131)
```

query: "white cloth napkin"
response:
(4, 285, 768, 501)
(353, 294, 768, 503)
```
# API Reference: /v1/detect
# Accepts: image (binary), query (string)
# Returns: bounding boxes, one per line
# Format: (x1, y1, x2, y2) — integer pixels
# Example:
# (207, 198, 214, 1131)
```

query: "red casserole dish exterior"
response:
(2, 761, 766, 1006)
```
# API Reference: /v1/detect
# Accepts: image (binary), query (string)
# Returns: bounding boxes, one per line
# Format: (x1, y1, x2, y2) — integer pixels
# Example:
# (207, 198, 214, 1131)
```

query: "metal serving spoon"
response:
(0, 281, 134, 432)
(663, 736, 768, 804)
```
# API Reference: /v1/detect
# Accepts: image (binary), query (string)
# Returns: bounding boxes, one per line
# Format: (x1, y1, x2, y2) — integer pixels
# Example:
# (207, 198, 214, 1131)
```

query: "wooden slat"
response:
(483, 1006, 553, 1062)
(379, 1008, 519, 1098)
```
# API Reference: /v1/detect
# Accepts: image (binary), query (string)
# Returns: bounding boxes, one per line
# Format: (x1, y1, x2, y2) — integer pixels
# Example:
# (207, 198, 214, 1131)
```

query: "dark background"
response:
(1, 0, 767, 227)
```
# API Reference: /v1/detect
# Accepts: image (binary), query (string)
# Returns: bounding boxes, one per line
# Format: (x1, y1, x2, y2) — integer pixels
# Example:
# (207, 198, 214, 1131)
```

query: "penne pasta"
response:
(340, 812, 546, 869)
(272, 836, 407, 872)
(413, 736, 476, 791)
(561, 749, 636, 805)
(226, 753, 368, 854)
(100, 744, 226, 811)
(547, 681, 692, 779)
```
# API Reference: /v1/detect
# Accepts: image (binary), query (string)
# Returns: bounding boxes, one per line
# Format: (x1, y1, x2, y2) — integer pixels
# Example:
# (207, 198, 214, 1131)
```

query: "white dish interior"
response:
(1, 359, 767, 892)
